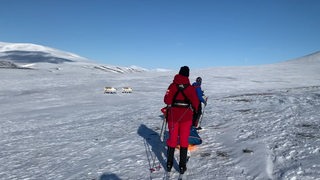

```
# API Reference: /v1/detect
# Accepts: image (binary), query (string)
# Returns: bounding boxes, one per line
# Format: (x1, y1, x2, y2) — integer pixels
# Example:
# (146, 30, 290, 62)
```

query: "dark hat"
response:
(179, 66, 189, 77)
(196, 77, 202, 84)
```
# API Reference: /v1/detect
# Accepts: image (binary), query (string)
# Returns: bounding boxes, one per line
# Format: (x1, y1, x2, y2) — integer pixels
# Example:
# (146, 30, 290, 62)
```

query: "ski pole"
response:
(198, 97, 208, 128)
(150, 107, 169, 172)
(159, 106, 169, 142)
(159, 116, 167, 142)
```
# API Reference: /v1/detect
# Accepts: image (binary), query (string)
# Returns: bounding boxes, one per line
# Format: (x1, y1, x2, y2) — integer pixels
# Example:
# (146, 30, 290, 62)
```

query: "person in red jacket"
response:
(163, 66, 199, 174)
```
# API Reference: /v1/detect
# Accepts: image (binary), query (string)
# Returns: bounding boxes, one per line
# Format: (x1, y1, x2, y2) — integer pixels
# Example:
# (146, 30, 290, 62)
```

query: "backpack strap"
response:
(172, 84, 190, 107)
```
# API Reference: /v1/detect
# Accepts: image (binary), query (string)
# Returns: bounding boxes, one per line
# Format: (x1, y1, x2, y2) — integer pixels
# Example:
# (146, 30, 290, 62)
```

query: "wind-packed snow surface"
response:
(1, 53, 320, 180)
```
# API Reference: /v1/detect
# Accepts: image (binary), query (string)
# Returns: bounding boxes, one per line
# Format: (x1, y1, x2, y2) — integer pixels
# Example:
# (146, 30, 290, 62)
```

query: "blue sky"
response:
(1, 0, 320, 69)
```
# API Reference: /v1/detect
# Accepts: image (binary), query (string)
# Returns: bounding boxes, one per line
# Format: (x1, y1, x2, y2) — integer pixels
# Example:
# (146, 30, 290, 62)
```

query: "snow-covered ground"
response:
(1, 50, 320, 180)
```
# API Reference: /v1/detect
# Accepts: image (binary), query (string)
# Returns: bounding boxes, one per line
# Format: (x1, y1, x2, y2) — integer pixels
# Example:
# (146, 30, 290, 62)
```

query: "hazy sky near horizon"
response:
(1, 0, 320, 69)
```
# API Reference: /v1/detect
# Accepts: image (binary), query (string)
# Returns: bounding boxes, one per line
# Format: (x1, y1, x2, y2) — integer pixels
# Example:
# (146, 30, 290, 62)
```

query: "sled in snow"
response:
(189, 126, 202, 145)
(104, 87, 117, 94)
(176, 144, 198, 152)
(122, 87, 133, 93)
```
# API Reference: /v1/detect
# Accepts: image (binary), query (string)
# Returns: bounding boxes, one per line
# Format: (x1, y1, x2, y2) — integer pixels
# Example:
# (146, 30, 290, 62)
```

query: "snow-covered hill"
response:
(285, 51, 320, 64)
(0, 47, 319, 180)
(0, 42, 147, 73)
(0, 42, 87, 63)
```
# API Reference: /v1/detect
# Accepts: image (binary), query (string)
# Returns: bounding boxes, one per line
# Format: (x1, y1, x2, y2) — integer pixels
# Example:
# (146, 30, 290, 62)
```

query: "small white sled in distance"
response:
(104, 87, 117, 94)
(122, 87, 133, 93)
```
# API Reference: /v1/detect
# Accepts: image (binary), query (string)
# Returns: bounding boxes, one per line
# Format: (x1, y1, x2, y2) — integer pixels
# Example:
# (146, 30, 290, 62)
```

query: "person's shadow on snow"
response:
(137, 124, 168, 171)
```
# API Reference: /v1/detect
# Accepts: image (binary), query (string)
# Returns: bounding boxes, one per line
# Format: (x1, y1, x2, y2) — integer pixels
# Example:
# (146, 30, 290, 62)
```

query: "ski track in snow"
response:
(1, 61, 320, 180)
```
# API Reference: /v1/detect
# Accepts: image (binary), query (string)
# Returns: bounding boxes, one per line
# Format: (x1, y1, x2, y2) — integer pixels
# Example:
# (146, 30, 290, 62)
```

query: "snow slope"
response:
(0, 49, 320, 180)
(0, 42, 87, 62)
(0, 42, 147, 73)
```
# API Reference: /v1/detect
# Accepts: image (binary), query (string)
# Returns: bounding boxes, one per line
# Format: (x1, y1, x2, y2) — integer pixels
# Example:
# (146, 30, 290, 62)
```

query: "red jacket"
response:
(164, 74, 199, 119)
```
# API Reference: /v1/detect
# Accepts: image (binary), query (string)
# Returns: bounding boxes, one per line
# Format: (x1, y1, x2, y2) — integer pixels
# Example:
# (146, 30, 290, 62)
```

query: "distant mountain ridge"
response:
(0, 50, 74, 64)
(1, 41, 319, 72)
(0, 42, 87, 62)
(290, 51, 320, 63)
(0, 42, 146, 73)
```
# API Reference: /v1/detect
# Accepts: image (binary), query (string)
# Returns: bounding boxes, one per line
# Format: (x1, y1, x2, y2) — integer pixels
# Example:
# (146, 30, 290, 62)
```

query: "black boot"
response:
(179, 147, 188, 174)
(166, 146, 175, 172)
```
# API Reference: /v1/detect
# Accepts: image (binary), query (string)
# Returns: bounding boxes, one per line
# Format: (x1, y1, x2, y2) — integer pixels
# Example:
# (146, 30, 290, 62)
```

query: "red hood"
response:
(173, 74, 190, 85)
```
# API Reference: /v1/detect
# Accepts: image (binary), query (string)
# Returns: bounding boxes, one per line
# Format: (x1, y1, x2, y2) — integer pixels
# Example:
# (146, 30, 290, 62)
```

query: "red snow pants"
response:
(166, 107, 193, 148)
